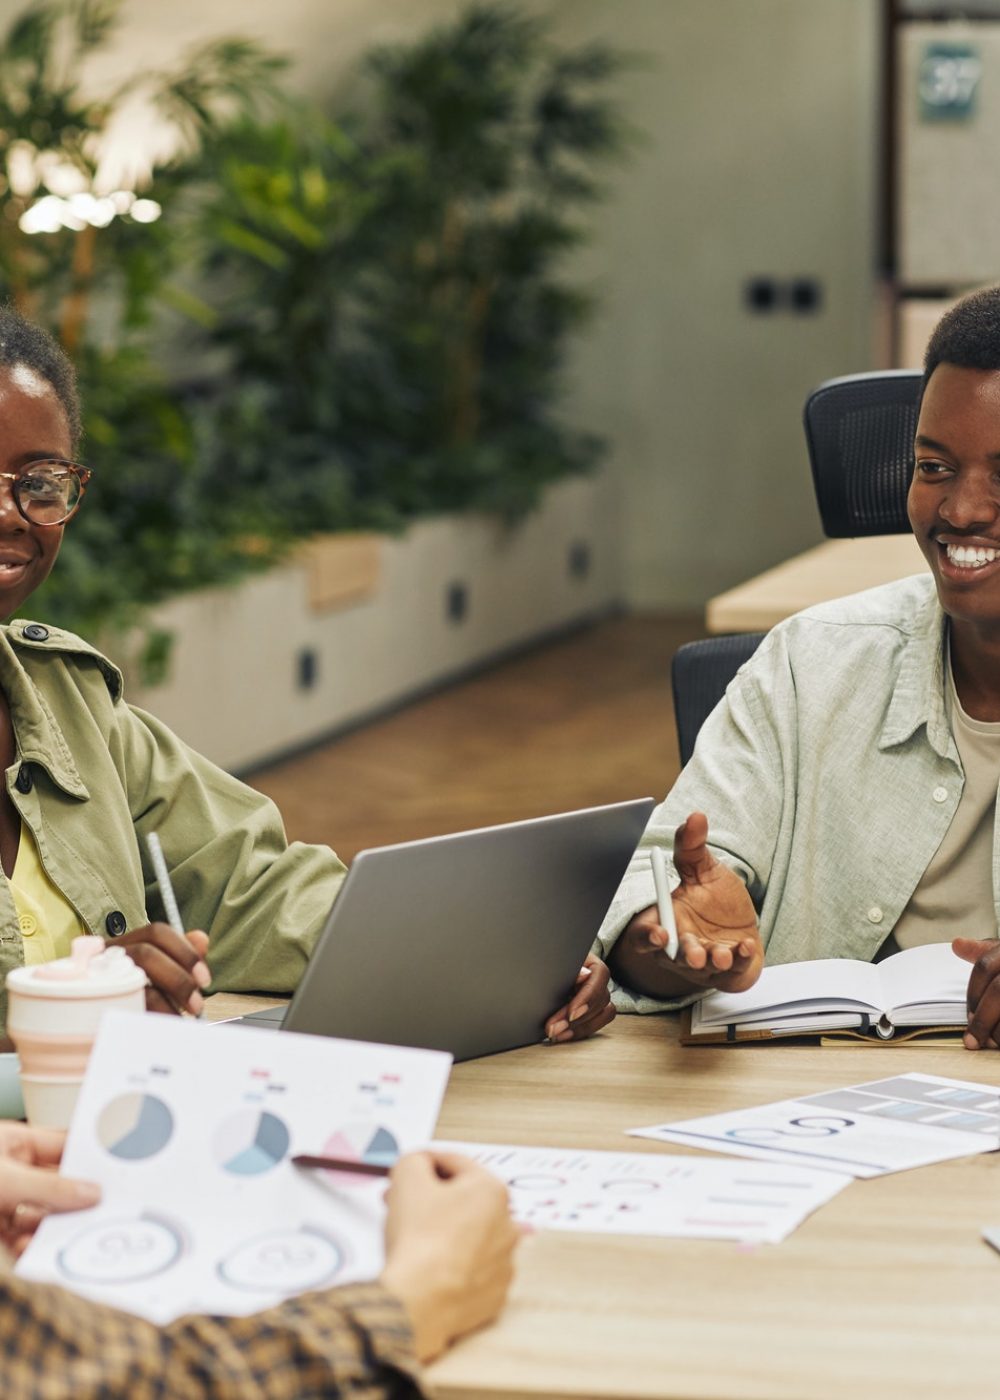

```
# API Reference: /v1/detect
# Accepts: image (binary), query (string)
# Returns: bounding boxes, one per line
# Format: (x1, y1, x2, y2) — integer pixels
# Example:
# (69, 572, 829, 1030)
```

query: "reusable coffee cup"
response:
(6, 935, 146, 1128)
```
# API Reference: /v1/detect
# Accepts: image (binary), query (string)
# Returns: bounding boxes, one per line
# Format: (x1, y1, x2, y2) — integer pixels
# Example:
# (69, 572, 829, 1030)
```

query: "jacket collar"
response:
(879, 585, 953, 758)
(0, 630, 89, 800)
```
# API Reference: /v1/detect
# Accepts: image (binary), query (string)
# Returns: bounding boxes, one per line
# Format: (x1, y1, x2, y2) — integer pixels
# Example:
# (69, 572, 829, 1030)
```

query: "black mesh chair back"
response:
(671, 632, 767, 769)
(803, 370, 923, 537)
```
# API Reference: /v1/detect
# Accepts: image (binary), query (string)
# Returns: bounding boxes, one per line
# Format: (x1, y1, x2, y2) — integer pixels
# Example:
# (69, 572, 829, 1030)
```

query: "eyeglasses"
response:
(0, 461, 93, 526)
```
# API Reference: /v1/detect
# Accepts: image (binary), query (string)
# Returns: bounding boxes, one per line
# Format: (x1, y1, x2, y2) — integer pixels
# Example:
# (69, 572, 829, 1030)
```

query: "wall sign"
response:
(918, 43, 982, 122)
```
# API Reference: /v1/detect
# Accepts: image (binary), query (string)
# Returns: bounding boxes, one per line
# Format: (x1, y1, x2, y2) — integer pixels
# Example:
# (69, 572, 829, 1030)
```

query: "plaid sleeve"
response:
(0, 1276, 426, 1399)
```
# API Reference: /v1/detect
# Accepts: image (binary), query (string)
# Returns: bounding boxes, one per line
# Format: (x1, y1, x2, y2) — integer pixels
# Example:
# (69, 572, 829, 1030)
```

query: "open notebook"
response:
(684, 942, 969, 1044)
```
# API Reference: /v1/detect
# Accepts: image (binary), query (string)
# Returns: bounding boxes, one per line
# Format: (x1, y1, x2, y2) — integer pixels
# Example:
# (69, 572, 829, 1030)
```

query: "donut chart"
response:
(58, 1212, 184, 1284)
(218, 1226, 346, 1293)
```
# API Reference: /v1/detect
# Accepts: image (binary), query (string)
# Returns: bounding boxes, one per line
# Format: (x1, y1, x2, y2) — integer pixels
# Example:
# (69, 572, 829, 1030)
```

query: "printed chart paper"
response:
(18, 1012, 452, 1322)
(630, 1073, 1000, 1179)
(435, 1141, 848, 1243)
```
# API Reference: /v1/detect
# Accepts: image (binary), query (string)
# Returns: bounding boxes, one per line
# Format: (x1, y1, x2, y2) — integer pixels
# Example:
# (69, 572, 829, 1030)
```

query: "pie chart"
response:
(319, 1122, 399, 1183)
(214, 1109, 290, 1176)
(97, 1093, 174, 1161)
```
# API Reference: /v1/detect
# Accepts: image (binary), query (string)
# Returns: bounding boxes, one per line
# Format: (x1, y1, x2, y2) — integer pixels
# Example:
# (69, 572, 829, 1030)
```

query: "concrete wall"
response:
(543, 0, 881, 608)
(71, 0, 880, 611)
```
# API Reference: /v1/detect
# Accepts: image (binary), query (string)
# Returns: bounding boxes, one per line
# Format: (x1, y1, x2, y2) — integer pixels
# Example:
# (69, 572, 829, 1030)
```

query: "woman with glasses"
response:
(0, 308, 616, 1041)
(0, 309, 280, 1022)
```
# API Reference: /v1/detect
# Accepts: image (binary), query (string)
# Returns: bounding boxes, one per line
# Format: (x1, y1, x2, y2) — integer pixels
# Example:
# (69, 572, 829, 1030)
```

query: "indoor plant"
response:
(0, 1, 630, 679)
(189, 3, 631, 532)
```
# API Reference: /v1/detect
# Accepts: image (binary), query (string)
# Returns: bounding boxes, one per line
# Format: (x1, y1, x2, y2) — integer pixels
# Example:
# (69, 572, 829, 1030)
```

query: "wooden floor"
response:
(248, 614, 705, 863)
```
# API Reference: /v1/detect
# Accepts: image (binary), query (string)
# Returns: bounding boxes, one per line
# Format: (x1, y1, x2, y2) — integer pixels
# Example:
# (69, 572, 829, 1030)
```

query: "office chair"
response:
(671, 631, 767, 768)
(671, 372, 921, 765)
(803, 369, 923, 537)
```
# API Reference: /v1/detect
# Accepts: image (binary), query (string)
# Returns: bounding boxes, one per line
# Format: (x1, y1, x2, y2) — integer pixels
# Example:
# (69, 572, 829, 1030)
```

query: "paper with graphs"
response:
(435, 1140, 847, 1243)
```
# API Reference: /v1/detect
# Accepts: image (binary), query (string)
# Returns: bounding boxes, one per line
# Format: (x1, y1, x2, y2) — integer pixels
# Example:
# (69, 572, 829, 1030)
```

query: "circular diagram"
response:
(508, 1174, 567, 1191)
(58, 1212, 184, 1284)
(318, 1123, 399, 1185)
(218, 1226, 345, 1293)
(96, 1093, 174, 1162)
(214, 1109, 290, 1176)
(600, 1179, 660, 1195)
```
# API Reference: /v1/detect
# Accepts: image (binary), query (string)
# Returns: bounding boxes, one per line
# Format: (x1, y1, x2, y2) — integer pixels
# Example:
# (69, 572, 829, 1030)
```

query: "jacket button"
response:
(933, 786, 948, 803)
(14, 765, 32, 794)
(105, 910, 128, 937)
(867, 906, 884, 924)
(22, 625, 48, 642)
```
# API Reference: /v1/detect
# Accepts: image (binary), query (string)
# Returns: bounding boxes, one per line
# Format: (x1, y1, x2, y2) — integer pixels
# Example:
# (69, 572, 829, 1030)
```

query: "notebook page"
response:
(696, 957, 885, 1027)
(879, 941, 969, 1020)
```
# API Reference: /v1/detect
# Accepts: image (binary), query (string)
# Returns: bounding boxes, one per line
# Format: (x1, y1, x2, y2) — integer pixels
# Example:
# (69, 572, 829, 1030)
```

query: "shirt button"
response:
(22, 624, 48, 642)
(104, 910, 128, 937)
(867, 906, 884, 924)
(15, 765, 32, 794)
(18, 913, 37, 937)
(933, 786, 948, 803)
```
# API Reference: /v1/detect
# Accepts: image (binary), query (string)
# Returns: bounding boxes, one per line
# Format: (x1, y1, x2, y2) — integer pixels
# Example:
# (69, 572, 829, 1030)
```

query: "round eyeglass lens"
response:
(17, 469, 80, 524)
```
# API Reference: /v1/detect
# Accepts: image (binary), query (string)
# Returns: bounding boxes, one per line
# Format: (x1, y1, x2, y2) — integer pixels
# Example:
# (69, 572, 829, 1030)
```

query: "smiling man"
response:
(596, 286, 1000, 1050)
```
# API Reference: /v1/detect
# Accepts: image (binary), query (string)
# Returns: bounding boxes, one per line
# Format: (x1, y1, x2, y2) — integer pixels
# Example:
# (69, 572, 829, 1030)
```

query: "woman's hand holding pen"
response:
(610, 812, 763, 999)
(110, 924, 210, 1016)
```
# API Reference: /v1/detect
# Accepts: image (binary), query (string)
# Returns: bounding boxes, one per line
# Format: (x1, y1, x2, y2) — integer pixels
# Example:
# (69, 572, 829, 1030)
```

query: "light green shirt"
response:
(595, 573, 975, 1013)
(0, 619, 346, 1029)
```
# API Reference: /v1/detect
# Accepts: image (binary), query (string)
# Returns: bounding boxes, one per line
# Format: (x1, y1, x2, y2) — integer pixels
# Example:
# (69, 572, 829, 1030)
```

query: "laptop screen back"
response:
(282, 798, 654, 1060)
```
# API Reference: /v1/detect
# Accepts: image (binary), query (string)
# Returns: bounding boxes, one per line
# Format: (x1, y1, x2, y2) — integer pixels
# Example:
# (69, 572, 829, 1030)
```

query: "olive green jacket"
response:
(0, 619, 346, 1029)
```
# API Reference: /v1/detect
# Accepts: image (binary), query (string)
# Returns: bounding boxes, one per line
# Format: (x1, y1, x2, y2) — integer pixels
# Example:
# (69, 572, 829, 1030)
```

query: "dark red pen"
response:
(292, 1153, 392, 1177)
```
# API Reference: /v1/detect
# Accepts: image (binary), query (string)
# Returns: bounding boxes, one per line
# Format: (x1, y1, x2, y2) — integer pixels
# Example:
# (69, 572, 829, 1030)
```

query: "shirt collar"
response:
(0, 631, 89, 800)
(878, 586, 952, 757)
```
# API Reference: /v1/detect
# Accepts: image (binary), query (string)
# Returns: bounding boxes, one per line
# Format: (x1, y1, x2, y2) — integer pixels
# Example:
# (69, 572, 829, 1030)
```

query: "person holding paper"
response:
(600, 286, 1000, 1051)
(0, 1121, 519, 1396)
(0, 308, 614, 1043)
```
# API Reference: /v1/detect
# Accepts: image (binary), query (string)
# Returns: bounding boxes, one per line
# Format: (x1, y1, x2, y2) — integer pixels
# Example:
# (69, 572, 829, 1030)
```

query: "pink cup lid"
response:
(7, 935, 147, 997)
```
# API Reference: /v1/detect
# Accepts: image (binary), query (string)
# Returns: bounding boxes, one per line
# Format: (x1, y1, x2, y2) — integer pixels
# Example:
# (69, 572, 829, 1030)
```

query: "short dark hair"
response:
(924, 285, 1000, 392)
(0, 306, 81, 449)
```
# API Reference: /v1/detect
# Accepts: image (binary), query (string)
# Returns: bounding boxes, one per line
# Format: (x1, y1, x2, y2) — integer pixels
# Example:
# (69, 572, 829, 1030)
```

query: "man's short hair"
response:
(0, 306, 81, 449)
(924, 285, 1000, 391)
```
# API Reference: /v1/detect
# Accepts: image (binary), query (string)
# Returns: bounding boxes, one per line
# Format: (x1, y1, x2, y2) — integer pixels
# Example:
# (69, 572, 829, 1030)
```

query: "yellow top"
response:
(10, 823, 88, 965)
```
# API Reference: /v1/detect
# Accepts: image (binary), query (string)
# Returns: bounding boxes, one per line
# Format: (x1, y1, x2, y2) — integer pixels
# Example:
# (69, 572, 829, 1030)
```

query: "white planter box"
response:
(116, 475, 619, 772)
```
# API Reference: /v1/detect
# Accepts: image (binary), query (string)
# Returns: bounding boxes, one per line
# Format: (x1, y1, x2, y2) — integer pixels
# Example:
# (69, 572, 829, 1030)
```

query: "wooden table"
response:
(706, 535, 928, 633)
(204, 999, 1000, 1397)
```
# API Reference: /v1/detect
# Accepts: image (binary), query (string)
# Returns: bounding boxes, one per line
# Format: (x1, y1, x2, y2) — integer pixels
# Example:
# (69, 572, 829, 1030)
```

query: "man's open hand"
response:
(611, 812, 763, 998)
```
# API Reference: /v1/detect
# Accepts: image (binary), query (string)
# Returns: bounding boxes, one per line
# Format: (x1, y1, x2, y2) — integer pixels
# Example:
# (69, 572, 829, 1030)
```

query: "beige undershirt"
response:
(889, 650, 1000, 951)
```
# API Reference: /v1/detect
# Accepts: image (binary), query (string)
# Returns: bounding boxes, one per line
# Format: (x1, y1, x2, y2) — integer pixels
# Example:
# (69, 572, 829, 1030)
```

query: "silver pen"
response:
(146, 831, 205, 1018)
(650, 846, 679, 960)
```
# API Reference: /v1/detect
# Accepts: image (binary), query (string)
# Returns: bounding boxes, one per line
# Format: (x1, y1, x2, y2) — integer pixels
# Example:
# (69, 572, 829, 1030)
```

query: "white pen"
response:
(146, 832, 205, 1019)
(650, 846, 679, 961)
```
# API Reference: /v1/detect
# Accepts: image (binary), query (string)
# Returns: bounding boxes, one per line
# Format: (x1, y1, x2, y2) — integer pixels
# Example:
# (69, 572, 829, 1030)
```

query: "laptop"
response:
(233, 798, 654, 1060)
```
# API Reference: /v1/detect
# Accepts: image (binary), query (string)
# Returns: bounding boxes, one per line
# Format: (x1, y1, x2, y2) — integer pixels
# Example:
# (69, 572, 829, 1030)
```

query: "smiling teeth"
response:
(946, 544, 1000, 568)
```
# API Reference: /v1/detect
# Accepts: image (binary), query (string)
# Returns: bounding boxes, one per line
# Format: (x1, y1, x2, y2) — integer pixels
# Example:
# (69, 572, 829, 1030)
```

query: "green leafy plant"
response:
(0, 0, 290, 658)
(189, 3, 631, 530)
(0, 1, 632, 662)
